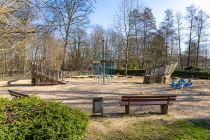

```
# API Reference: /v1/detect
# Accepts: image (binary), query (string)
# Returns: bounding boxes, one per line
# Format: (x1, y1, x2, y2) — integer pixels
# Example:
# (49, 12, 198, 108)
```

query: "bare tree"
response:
(140, 7, 156, 68)
(70, 27, 89, 70)
(129, 5, 143, 69)
(194, 10, 209, 67)
(186, 5, 197, 67)
(160, 9, 175, 63)
(114, 0, 136, 75)
(0, 0, 39, 73)
(90, 25, 104, 61)
(151, 31, 165, 66)
(40, 0, 95, 70)
(175, 12, 183, 69)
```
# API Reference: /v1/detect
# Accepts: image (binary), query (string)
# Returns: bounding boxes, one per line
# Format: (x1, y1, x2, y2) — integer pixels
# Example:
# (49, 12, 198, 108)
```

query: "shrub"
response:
(172, 70, 210, 78)
(114, 69, 145, 76)
(0, 97, 88, 140)
(184, 66, 201, 71)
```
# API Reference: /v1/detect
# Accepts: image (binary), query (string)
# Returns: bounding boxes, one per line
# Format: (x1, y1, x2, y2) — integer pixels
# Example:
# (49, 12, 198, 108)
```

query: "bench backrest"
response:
(121, 95, 177, 104)
(8, 90, 29, 98)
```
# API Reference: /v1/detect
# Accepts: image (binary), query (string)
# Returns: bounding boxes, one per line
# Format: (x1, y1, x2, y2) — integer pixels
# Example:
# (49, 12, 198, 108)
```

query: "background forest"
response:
(1, 0, 210, 76)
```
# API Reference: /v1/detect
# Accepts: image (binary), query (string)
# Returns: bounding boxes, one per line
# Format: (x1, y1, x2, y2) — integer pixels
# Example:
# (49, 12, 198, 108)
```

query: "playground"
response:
(0, 76, 210, 139)
(0, 59, 209, 139)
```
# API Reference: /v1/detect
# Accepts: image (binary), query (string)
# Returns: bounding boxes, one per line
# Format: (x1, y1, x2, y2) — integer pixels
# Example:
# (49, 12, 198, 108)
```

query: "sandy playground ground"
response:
(0, 76, 210, 139)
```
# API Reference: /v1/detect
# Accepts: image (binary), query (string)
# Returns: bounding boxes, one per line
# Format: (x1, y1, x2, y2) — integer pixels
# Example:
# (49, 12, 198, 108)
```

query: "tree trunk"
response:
(125, 38, 129, 76)
(196, 23, 202, 68)
(178, 25, 182, 70)
(142, 24, 147, 69)
(62, 36, 68, 70)
(165, 36, 168, 63)
(187, 20, 193, 67)
(196, 35, 200, 68)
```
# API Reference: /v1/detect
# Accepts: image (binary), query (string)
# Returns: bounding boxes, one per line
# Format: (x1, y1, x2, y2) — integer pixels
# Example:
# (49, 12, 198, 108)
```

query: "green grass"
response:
(90, 119, 210, 140)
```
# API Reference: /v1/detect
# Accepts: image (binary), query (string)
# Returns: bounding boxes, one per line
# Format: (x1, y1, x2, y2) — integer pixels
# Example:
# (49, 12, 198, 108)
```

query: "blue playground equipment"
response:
(170, 78, 192, 89)
(178, 78, 185, 85)
(184, 79, 192, 87)
(170, 79, 182, 88)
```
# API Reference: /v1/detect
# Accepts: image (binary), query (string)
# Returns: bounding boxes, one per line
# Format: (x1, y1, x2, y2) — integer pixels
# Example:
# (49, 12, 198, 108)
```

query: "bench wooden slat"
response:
(120, 101, 174, 106)
(121, 98, 176, 102)
(122, 95, 177, 98)
(8, 90, 29, 98)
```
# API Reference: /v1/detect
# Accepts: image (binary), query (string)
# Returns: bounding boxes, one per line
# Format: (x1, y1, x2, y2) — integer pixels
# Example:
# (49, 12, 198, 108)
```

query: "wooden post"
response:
(48, 69, 51, 79)
(32, 78, 36, 86)
(41, 65, 43, 75)
(56, 71, 59, 80)
(160, 105, 168, 114)
(125, 105, 130, 114)
(125, 97, 130, 114)
(54, 71, 56, 81)
(162, 76, 166, 84)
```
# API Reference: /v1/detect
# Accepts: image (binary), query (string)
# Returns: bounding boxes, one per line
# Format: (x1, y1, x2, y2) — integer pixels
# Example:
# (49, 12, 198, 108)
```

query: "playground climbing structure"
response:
(31, 63, 65, 85)
(143, 62, 178, 84)
(7, 63, 65, 86)
(7, 71, 31, 85)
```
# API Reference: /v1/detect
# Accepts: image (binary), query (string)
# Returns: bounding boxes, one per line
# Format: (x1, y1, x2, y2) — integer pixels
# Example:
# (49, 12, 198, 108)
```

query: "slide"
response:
(7, 71, 31, 85)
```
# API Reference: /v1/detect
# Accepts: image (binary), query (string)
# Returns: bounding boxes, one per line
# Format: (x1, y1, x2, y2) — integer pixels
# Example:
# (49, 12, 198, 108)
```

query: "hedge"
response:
(172, 70, 210, 79)
(184, 66, 201, 71)
(0, 97, 88, 140)
(114, 69, 145, 76)
(113, 69, 210, 79)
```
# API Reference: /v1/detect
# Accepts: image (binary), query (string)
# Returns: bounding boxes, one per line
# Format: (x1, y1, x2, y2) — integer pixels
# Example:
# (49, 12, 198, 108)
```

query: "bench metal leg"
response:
(160, 105, 168, 114)
(125, 105, 130, 114)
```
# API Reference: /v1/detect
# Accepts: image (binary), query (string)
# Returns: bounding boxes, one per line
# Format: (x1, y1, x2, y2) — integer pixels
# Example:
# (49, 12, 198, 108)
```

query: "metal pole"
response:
(102, 39, 105, 84)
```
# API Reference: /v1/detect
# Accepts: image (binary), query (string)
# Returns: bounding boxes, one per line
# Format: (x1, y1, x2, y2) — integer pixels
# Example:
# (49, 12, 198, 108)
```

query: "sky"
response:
(89, 0, 210, 29)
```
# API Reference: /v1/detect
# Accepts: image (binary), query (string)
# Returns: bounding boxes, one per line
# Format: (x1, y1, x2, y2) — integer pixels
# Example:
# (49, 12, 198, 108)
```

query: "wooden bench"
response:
(120, 95, 177, 114)
(8, 90, 30, 98)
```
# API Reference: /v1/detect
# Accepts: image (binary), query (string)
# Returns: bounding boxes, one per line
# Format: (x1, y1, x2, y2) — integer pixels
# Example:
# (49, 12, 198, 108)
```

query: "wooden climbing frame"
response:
(31, 63, 64, 85)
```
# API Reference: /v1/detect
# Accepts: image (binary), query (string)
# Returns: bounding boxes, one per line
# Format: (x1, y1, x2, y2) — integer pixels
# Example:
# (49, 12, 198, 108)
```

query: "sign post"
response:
(102, 39, 105, 84)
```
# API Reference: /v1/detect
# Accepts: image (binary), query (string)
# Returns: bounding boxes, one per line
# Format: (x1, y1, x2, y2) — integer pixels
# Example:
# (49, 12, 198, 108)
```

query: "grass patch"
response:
(88, 119, 210, 140)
